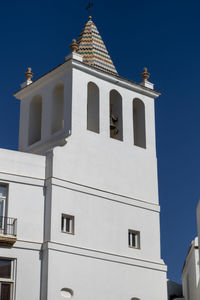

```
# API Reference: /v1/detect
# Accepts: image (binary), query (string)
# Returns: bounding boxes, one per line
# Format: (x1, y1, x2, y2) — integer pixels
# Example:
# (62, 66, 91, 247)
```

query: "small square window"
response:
(61, 214, 74, 234)
(128, 230, 140, 249)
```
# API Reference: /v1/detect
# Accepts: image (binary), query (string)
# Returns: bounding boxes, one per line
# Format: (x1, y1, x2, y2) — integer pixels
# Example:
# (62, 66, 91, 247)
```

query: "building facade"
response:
(181, 201, 200, 300)
(0, 17, 168, 300)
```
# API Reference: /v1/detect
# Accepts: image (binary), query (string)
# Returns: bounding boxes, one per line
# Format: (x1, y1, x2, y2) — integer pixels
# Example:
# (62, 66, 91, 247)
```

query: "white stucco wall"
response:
(15, 58, 160, 203)
(0, 149, 45, 242)
(0, 148, 45, 178)
(52, 133, 158, 203)
(0, 242, 41, 300)
(11, 57, 168, 300)
(182, 238, 200, 300)
(17, 65, 72, 154)
(46, 246, 167, 300)
(49, 183, 162, 262)
(181, 201, 200, 300)
(54, 66, 158, 202)
(0, 149, 45, 300)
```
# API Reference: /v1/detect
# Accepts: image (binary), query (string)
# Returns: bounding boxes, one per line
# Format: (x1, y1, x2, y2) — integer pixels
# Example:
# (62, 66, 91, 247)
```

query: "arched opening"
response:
(110, 90, 123, 141)
(87, 82, 99, 133)
(28, 95, 42, 145)
(131, 298, 140, 300)
(51, 83, 64, 134)
(133, 99, 146, 148)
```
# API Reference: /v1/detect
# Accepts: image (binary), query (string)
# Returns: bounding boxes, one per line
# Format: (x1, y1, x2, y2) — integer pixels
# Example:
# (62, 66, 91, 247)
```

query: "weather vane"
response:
(86, 1, 94, 18)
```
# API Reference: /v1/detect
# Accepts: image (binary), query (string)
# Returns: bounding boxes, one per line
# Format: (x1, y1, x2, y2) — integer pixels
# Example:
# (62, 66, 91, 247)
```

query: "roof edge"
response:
(14, 58, 161, 99)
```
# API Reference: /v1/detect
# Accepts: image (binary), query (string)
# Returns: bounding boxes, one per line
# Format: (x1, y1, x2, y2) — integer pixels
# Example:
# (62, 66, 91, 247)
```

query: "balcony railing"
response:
(0, 217, 17, 246)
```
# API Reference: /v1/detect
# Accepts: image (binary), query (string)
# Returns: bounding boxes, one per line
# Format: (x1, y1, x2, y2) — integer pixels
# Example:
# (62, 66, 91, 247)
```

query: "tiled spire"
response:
(77, 17, 118, 75)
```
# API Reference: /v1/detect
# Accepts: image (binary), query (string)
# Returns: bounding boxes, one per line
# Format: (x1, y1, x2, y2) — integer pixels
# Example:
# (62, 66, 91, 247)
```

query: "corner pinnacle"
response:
(141, 67, 150, 81)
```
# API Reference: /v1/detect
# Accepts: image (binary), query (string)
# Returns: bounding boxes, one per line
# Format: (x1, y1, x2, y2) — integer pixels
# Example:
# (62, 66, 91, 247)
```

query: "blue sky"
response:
(1, 0, 199, 283)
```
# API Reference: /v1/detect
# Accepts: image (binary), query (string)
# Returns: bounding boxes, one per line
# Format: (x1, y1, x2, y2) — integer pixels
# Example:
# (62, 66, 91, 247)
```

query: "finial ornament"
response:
(69, 39, 79, 53)
(25, 67, 33, 84)
(141, 67, 150, 81)
(86, 1, 94, 19)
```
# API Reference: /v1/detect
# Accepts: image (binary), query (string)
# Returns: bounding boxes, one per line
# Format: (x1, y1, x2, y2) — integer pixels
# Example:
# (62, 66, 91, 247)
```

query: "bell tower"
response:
(14, 16, 168, 300)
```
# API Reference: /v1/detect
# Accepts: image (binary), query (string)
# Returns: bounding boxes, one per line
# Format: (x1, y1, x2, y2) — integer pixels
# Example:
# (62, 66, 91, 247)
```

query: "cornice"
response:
(14, 57, 161, 100)
(14, 61, 72, 100)
(43, 241, 167, 272)
(72, 59, 161, 99)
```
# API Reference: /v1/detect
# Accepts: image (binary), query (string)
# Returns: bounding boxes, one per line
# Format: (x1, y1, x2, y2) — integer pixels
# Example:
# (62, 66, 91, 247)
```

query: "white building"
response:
(181, 201, 200, 300)
(0, 16, 168, 300)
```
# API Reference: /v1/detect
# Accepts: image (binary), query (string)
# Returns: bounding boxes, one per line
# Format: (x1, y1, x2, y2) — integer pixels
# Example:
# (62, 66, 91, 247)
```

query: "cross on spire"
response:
(86, 1, 94, 18)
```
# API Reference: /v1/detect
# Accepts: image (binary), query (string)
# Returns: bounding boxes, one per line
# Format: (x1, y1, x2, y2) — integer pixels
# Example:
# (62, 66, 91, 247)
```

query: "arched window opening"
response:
(110, 90, 123, 141)
(51, 83, 64, 134)
(133, 99, 146, 148)
(131, 298, 140, 300)
(28, 95, 42, 145)
(87, 82, 99, 133)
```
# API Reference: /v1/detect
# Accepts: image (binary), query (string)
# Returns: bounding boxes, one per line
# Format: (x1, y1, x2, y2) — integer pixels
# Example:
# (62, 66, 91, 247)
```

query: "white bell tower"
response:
(14, 16, 168, 300)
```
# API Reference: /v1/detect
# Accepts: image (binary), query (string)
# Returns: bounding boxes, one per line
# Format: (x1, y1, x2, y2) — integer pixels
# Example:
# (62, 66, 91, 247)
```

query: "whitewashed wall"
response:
(12, 57, 168, 300)
(0, 149, 45, 300)
(182, 238, 200, 300)
(46, 247, 167, 300)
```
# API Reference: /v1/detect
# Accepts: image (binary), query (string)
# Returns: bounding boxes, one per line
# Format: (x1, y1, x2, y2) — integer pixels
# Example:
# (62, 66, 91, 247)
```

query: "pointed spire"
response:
(77, 18, 118, 75)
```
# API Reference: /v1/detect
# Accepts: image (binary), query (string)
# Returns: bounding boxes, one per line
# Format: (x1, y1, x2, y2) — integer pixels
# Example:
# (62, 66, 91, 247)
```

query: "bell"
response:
(110, 114, 118, 135)
(110, 116, 116, 130)
(110, 104, 118, 135)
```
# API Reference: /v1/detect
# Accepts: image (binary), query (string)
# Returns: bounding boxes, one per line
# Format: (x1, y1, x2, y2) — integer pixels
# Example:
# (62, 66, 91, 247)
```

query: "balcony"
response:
(0, 217, 17, 246)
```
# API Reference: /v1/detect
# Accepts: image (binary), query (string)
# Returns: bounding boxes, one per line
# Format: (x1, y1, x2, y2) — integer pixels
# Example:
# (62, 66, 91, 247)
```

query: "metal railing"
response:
(0, 216, 17, 236)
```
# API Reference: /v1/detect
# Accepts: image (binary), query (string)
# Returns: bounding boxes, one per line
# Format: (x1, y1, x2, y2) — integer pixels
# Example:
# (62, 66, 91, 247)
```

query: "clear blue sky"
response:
(1, 0, 199, 284)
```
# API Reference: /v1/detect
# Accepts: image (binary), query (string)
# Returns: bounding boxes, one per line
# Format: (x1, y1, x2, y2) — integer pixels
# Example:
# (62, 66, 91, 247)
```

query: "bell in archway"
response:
(110, 106, 118, 136)
(110, 115, 117, 130)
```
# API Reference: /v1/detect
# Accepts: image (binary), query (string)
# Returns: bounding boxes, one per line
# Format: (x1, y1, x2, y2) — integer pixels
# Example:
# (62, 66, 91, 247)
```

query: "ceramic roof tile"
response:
(77, 18, 118, 75)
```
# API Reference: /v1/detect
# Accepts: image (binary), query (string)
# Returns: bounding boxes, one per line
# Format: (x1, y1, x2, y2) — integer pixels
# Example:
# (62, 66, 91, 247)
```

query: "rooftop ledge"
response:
(14, 57, 161, 100)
